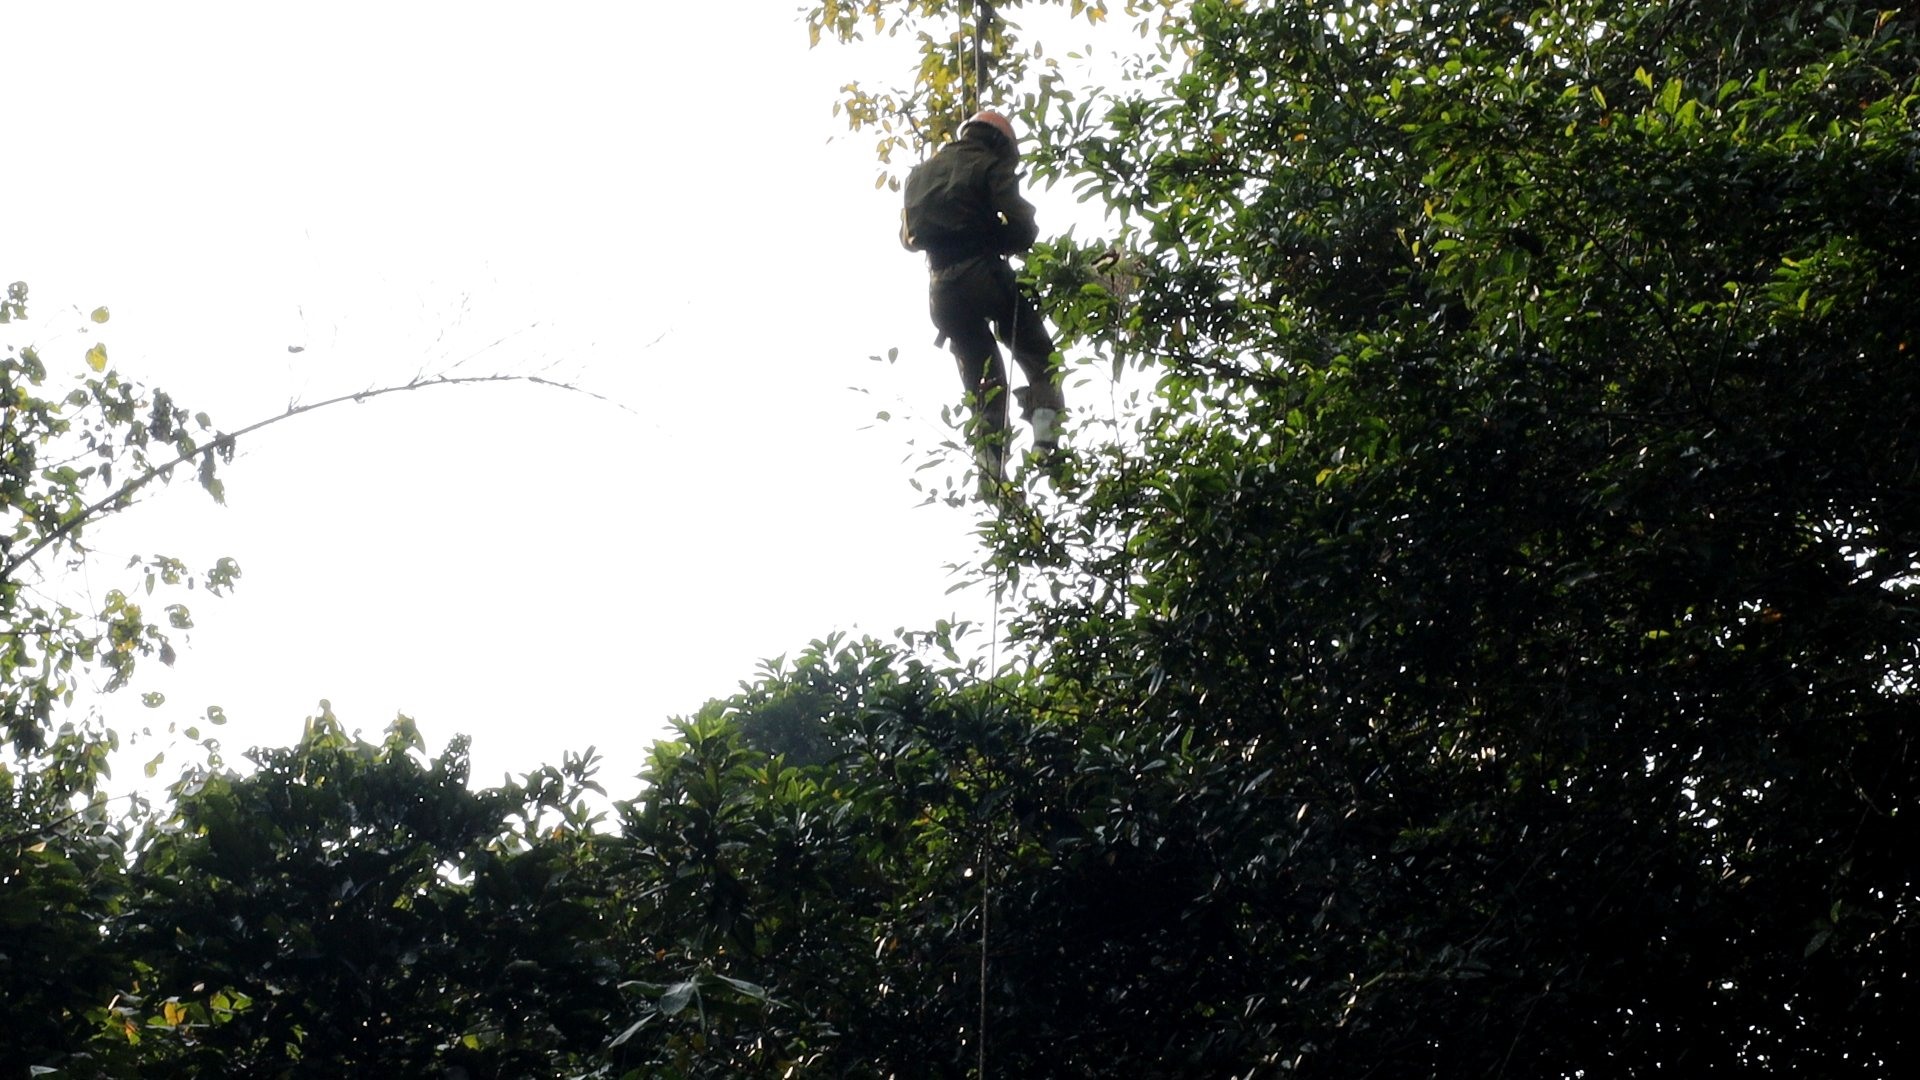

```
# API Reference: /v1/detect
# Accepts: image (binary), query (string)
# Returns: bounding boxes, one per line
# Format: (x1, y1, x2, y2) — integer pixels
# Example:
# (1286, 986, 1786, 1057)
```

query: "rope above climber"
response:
(900, 109, 1066, 494)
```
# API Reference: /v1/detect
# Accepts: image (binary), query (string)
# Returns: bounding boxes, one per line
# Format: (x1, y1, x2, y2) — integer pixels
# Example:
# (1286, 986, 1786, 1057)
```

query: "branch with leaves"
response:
(2, 370, 616, 587)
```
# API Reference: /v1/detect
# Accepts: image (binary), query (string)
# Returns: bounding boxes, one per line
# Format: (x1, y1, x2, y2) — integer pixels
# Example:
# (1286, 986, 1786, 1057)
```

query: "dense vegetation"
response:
(6, 1, 1915, 1074)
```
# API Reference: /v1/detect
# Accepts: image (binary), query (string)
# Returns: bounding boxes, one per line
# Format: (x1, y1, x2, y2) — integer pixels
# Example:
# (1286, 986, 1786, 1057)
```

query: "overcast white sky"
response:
(8, 2, 1114, 794)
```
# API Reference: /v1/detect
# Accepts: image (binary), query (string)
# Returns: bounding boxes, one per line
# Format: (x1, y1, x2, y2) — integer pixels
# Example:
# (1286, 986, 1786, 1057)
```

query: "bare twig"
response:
(0, 793, 136, 848)
(1, 371, 625, 585)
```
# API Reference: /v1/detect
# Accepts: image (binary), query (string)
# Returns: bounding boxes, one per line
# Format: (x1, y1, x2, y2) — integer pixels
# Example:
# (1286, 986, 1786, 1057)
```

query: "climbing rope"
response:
(962, 0, 994, 120)
(955, 6, 1009, 1073)
(977, 17, 1005, 1061)
(978, 566, 1001, 1079)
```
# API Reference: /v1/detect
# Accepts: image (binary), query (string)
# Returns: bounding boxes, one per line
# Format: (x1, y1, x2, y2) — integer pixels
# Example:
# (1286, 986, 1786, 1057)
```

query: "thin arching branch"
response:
(1, 372, 625, 585)
(0, 793, 136, 848)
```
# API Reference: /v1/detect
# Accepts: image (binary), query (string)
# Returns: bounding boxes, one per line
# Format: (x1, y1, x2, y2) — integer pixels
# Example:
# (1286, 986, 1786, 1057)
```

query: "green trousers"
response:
(928, 255, 1064, 440)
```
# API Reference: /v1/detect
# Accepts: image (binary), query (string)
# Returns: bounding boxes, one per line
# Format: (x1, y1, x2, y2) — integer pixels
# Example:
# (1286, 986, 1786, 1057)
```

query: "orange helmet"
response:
(964, 109, 1016, 148)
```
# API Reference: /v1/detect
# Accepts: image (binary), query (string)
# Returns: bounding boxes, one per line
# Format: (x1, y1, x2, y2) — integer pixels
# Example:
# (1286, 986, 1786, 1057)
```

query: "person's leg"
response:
(955, 348, 1010, 434)
(987, 266, 1065, 447)
(931, 272, 1012, 477)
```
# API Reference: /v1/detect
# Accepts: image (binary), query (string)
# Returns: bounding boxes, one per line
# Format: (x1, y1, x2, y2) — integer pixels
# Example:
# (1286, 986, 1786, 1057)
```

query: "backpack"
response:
(901, 142, 991, 255)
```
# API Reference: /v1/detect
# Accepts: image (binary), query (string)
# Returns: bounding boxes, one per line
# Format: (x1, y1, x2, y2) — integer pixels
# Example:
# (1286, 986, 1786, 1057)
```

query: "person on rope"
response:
(900, 109, 1065, 488)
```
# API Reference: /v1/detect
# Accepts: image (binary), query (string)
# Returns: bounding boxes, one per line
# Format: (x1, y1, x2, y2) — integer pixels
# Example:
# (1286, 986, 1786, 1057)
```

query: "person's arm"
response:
(986, 157, 1040, 254)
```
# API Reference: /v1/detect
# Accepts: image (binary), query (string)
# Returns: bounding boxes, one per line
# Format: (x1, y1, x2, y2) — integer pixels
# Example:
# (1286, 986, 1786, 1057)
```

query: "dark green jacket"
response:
(900, 129, 1039, 269)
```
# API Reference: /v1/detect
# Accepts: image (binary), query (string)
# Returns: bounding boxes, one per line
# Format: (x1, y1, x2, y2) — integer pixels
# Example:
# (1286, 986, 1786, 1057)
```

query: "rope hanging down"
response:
(960, 6, 1010, 1073)
(963, 0, 995, 119)
(963, 5, 1002, 1065)
(972, 12, 1001, 1070)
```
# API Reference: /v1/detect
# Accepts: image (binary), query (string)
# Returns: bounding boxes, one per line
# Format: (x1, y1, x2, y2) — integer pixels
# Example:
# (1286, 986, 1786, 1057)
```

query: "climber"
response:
(900, 109, 1065, 486)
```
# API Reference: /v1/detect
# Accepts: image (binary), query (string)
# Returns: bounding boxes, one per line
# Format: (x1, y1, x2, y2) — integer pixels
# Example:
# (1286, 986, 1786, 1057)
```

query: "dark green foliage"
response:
(113, 712, 618, 1077)
(7, 1, 1918, 1075)
(803, 0, 1920, 1074)
(0, 779, 132, 1076)
(4, 284, 237, 1078)
(603, 635, 996, 1077)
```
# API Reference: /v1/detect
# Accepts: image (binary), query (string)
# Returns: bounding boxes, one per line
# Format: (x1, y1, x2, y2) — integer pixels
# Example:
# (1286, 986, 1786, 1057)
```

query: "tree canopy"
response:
(6, 0, 1918, 1075)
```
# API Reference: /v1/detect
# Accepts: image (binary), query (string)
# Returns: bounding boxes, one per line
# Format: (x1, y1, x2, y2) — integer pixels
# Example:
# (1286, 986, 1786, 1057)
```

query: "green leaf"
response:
(609, 1014, 654, 1048)
(659, 980, 697, 1016)
(1659, 77, 1682, 115)
(714, 974, 771, 1000)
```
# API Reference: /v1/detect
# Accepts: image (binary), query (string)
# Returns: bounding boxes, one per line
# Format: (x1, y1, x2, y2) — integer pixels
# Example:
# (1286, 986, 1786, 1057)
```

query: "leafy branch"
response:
(1, 371, 619, 586)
